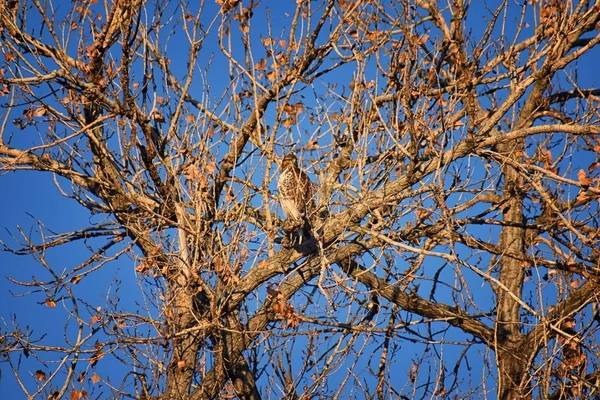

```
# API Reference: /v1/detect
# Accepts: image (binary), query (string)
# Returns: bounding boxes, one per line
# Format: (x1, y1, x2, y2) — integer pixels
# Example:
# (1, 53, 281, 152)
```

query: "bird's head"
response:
(281, 154, 298, 169)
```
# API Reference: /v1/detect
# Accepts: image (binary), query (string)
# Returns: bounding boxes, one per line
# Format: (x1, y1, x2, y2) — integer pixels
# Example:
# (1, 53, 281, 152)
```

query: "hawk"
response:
(277, 154, 315, 244)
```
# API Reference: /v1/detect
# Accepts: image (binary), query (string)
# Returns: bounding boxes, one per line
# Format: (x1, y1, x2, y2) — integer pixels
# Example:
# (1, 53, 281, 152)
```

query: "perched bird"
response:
(277, 154, 315, 244)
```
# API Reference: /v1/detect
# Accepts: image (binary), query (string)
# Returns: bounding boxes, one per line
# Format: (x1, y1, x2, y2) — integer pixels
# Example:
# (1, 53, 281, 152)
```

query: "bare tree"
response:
(1, 0, 600, 398)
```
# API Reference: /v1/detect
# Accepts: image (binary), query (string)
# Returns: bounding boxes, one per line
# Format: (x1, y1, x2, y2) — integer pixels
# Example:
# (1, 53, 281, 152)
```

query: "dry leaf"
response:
(151, 112, 165, 123)
(70, 388, 81, 400)
(45, 299, 57, 308)
(266, 71, 277, 82)
(185, 114, 195, 123)
(91, 373, 101, 384)
(34, 370, 47, 381)
(576, 191, 588, 203)
(135, 262, 150, 274)
(255, 58, 267, 71)
(570, 279, 580, 289)
(33, 107, 46, 117)
(205, 161, 217, 174)
(282, 118, 294, 128)
(177, 360, 186, 369)
(90, 315, 101, 326)
(577, 169, 592, 186)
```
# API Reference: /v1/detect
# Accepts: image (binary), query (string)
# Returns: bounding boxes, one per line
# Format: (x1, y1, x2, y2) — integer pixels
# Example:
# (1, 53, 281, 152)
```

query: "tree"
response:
(1, 0, 600, 398)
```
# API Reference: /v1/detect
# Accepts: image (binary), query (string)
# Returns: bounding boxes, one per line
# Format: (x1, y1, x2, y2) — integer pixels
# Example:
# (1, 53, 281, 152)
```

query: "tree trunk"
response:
(497, 138, 528, 399)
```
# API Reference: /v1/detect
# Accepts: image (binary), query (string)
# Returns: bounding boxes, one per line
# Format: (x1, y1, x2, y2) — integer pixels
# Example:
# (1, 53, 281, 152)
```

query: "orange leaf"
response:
(70, 388, 81, 400)
(571, 279, 580, 289)
(205, 161, 217, 174)
(91, 373, 101, 384)
(266, 71, 277, 82)
(151, 112, 165, 123)
(45, 299, 57, 308)
(254, 58, 267, 71)
(90, 315, 101, 326)
(32, 107, 46, 117)
(576, 191, 588, 203)
(177, 360, 186, 369)
(282, 118, 294, 128)
(34, 370, 47, 381)
(185, 114, 195, 123)
(135, 262, 150, 274)
(4, 52, 15, 62)
(577, 169, 592, 186)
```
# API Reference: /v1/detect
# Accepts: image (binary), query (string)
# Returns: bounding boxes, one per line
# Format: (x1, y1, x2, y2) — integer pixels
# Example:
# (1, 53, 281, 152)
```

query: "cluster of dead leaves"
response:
(267, 285, 299, 328)
(135, 246, 163, 275)
(216, 0, 240, 13)
(279, 102, 304, 129)
(90, 340, 104, 367)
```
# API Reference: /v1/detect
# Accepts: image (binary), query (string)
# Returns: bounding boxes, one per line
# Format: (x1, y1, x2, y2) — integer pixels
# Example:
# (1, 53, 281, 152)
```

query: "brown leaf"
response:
(577, 169, 592, 186)
(185, 114, 195, 123)
(34, 370, 47, 381)
(576, 190, 588, 203)
(254, 58, 267, 71)
(91, 373, 101, 384)
(45, 299, 57, 308)
(70, 388, 81, 400)
(205, 161, 217, 174)
(262, 38, 275, 47)
(151, 112, 165, 123)
(135, 262, 151, 274)
(266, 71, 277, 82)
(90, 315, 101, 326)
(570, 279, 580, 289)
(177, 360, 186, 369)
(70, 276, 82, 284)
(282, 118, 294, 129)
